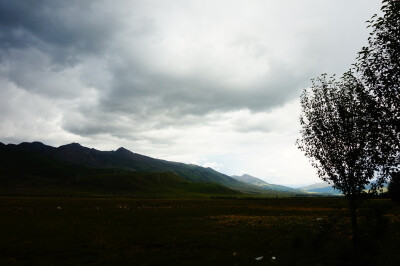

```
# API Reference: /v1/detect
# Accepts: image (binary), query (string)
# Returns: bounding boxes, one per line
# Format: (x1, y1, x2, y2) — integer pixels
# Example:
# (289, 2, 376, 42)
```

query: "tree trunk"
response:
(349, 199, 360, 248)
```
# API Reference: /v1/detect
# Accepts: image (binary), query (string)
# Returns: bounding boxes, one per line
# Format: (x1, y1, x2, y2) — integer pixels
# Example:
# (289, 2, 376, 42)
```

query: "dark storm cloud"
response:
(102, 62, 303, 115)
(60, 57, 304, 137)
(0, 0, 121, 66)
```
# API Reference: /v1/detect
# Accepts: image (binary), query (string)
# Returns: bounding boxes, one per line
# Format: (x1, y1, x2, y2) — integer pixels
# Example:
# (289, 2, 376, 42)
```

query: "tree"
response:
(388, 172, 400, 204)
(356, 0, 400, 181)
(297, 71, 381, 247)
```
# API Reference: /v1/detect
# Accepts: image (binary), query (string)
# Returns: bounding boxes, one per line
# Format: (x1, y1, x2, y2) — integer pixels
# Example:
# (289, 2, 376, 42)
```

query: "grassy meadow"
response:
(1, 196, 400, 265)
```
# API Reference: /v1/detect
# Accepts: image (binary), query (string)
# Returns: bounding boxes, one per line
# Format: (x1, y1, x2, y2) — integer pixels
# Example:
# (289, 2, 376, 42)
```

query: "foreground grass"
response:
(0, 196, 399, 265)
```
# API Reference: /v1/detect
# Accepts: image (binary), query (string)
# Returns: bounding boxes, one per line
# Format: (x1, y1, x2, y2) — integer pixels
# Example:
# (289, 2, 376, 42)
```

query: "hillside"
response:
(0, 142, 297, 197)
(232, 174, 305, 193)
(299, 182, 342, 195)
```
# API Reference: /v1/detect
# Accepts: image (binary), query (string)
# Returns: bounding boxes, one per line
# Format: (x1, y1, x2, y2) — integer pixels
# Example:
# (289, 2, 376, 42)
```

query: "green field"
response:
(1, 196, 400, 265)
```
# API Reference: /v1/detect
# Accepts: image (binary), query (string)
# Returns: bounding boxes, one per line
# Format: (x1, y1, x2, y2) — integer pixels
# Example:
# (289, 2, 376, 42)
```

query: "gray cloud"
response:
(1, 0, 378, 117)
(0, 0, 119, 65)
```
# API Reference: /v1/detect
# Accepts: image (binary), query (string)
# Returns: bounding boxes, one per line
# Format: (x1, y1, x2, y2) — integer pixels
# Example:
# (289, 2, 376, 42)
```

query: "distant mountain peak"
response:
(116, 147, 130, 152)
(241, 174, 258, 179)
(115, 147, 134, 156)
(17, 141, 55, 153)
(19, 141, 46, 147)
(232, 173, 303, 193)
(59, 142, 83, 149)
(232, 174, 269, 185)
(27, 141, 45, 145)
(67, 142, 82, 147)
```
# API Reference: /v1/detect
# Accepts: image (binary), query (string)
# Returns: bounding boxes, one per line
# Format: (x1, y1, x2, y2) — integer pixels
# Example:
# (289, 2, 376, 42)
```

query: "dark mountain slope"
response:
(0, 143, 238, 197)
(0, 142, 76, 182)
(0, 141, 283, 195)
(52, 143, 244, 186)
(232, 174, 305, 193)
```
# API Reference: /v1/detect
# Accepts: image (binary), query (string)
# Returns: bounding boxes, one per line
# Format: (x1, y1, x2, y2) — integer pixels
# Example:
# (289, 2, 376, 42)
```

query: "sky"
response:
(0, 0, 382, 187)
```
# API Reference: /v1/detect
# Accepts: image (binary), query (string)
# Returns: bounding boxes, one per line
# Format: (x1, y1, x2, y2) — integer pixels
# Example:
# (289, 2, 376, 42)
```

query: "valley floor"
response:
(1, 196, 399, 265)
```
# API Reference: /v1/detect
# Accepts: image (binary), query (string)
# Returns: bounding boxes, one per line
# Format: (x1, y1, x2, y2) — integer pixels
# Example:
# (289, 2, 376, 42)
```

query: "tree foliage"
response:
(297, 72, 380, 200)
(388, 172, 400, 204)
(356, 0, 400, 178)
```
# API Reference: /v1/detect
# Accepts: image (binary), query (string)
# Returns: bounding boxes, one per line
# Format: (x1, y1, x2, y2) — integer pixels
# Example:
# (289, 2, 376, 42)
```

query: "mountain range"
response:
(231, 174, 303, 193)
(0, 141, 309, 197)
(298, 182, 342, 195)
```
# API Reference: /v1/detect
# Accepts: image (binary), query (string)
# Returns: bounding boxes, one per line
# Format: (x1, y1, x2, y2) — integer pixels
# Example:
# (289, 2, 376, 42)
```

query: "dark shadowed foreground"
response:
(1, 197, 399, 265)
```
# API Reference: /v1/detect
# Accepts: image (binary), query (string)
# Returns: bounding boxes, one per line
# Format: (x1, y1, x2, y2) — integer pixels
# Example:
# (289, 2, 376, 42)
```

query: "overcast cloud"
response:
(0, 0, 382, 186)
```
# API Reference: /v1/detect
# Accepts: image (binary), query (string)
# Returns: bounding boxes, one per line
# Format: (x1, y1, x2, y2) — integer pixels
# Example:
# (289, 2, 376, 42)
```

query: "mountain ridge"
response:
(231, 174, 305, 193)
(299, 182, 342, 195)
(0, 141, 301, 196)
